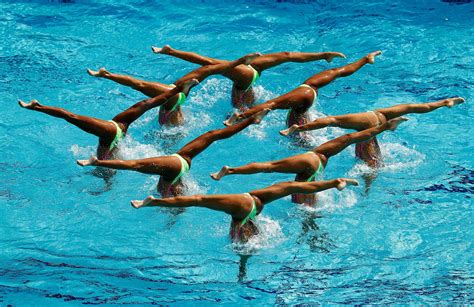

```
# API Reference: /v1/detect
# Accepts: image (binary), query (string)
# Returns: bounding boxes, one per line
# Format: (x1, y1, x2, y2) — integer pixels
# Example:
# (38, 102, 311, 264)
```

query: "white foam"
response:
(189, 78, 230, 107)
(296, 188, 359, 214)
(229, 215, 286, 254)
(69, 144, 95, 157)
(348, 142, 425, 176)
(118, 135, 164, 159)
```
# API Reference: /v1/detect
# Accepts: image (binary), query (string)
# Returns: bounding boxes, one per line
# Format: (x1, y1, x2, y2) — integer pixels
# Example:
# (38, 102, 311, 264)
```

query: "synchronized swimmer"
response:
(77, 110, 269, 197)
(223, 51, 382, 141)
(131, 178, 359, 242)
(280, 97, 465, 166)
(87, 52, 261, 126)
(18, 44, 466, 243)
(152, 45, 346, 109)
(211, 117, 407, 206)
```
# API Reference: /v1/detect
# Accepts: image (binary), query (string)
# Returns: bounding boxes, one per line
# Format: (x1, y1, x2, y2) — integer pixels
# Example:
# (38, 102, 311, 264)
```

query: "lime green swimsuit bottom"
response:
(241, 193, 257, 226)
(306, 152, 324, 182)
(244, 65, 260, 92)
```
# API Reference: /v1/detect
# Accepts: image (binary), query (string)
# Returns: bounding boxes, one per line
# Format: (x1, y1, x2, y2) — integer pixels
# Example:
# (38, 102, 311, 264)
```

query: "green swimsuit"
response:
(108, 120, 124, 151)
(306, 152, 324, 182)
(244, 65, 260, 92)
(170, 153, 190, 185)
(241, 193, 257, 226)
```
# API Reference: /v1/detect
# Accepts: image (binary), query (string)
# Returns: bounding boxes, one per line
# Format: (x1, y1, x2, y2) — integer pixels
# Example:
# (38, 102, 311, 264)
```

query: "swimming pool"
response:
(1, 0, 473, 304)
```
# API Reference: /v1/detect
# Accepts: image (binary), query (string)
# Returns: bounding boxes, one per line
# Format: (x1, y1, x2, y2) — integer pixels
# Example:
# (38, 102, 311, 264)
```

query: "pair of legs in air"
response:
(281, 97, 465, 166)
(223, 51, 382, 130)
(77, 109, 270, 197)
(152, 44, 346, 109)
(87, 52, 261, 126)
(18, 80, 197, 160)
(130, 178, 359, 242)
(211, 117, 407, 205)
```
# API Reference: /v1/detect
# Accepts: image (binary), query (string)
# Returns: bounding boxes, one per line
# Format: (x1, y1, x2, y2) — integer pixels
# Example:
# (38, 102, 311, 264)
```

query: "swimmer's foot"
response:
(280, 124, 299, 136)
(366, 50, 382, 64)
(445, 97, 465, 108)
(224, 113, 239, 126)
(87, 67, 108, 77)
(242, 52, 262, 65)
(252, 108, 271, 124)
(182, 78, 199, 92)
(18, 99, 39, 109)
(151, 44, 172, 54)
(325, 52, 346, 62)
(210, 166, 230, 181)
(336, 178, 359, 190)
(387, 117, 408, 131)
(76, 156, 98, 167)
(131, 195, 155, 209)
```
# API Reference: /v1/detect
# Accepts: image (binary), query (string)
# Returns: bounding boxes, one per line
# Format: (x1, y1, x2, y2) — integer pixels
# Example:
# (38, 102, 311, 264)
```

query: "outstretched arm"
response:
(250, 178, 359, 205)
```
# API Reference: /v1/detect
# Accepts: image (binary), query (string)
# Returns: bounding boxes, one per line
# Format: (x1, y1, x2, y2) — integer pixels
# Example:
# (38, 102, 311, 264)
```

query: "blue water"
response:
(1, 0, 473, 304)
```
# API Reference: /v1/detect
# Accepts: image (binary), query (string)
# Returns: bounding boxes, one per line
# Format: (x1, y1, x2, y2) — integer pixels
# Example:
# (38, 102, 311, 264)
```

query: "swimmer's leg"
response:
(303, 51, 381, 89)
(224, 88, 302, 126)
(375, 97, 465, 120)
(177, 109, 269, 162)
(211, 153, 311, 180)
(313, 117, 407, 159)
(281, 112, 372, 136)
(18, 100, 115, 140)
(153, 45, 223, 66)
(77, 155, 180, 176)
(250, 179, 359, 205)
(250, 51, 346, 73)
(111, 79, 197, 128)
(131, 194, 250, 219)
(87, 68, 173, 98)
(174, 52, 261, 85)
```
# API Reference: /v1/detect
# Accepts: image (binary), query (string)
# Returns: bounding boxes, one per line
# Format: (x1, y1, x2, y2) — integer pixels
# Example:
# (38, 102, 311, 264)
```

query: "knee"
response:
(282, 51, 292, 59)
(133, 81, 147, 90)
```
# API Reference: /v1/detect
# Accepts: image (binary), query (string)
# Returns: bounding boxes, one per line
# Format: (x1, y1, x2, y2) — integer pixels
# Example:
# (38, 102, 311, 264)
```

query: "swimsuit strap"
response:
(169, 153, 190, 185)
(107, 120, 124, 151)
(240, 193, 257, 226)
(244, 65, 260, 92)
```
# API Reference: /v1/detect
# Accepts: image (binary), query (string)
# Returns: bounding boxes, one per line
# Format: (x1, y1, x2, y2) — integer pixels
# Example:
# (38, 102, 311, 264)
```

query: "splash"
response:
(229, 215, 286, 255)
(348, 142, 426, 176)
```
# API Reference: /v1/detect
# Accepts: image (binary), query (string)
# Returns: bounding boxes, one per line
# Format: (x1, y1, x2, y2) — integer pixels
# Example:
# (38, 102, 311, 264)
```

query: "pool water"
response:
(1, 0, 473, 304)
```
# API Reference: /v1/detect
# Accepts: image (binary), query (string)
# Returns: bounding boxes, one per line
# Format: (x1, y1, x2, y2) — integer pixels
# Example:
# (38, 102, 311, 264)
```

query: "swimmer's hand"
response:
(336, 178, 359, 191)
(280, 124, 299, 136)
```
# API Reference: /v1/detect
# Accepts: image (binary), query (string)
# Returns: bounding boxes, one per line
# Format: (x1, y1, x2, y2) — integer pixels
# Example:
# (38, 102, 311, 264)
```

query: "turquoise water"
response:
(1, 0, 473, 304)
